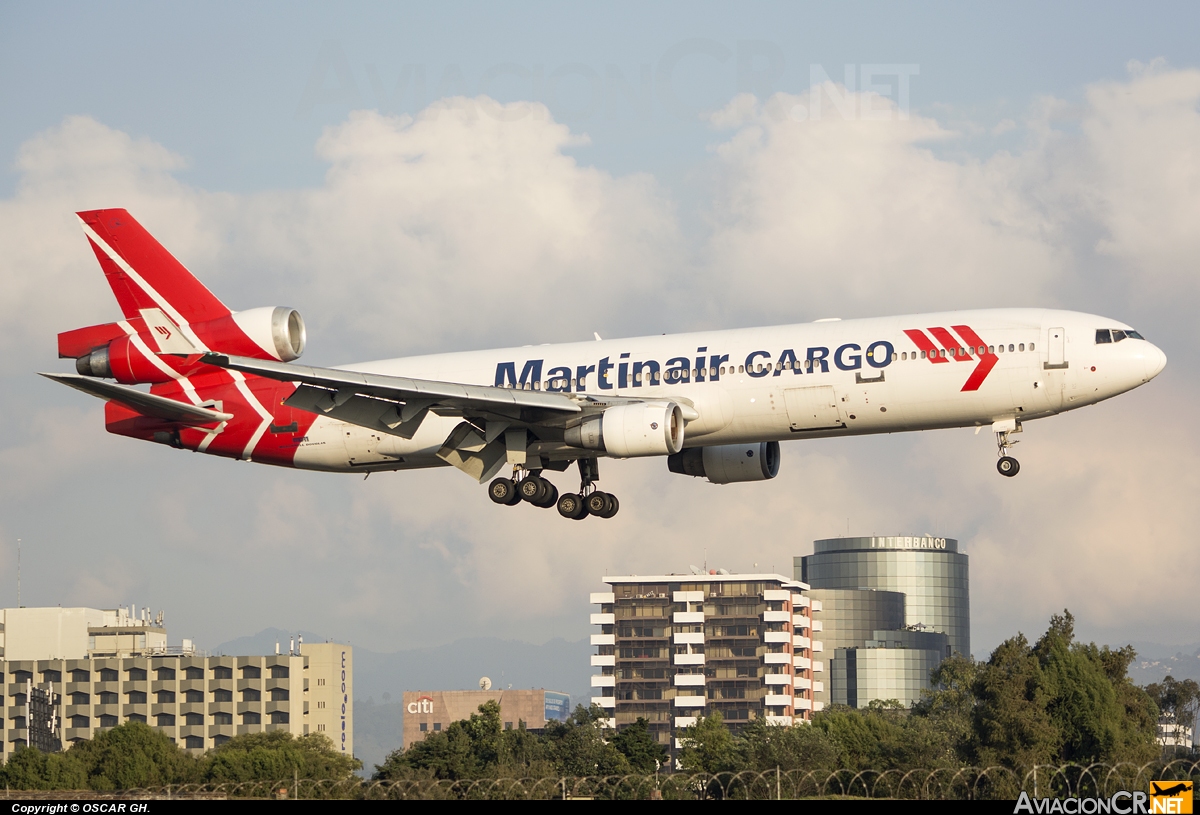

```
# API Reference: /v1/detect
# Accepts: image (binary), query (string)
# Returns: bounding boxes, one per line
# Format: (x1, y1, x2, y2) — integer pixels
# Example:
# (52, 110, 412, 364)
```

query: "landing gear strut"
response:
(995, 422, 1021, 478)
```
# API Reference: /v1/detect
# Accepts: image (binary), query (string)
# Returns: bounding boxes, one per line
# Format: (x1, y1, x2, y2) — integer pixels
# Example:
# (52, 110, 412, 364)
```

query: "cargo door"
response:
(783, 385, 843, 430)
(1046, 327, 1067, 369)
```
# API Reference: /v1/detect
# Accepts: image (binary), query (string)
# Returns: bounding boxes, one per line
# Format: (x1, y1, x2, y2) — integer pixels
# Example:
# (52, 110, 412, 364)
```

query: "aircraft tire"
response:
(997, 456, 1020, 477)
(538, 482, 559, 509)
(586, 491, 612, 517)
(557, 492, 584, 518)
(518, 475, 546, 503)
(600, 494, 620, 519)
(489, 478, 517, 504)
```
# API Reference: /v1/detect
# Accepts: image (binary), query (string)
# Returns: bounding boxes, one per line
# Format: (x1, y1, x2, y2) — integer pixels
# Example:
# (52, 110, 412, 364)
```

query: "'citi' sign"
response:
(407, 696, 433, 714)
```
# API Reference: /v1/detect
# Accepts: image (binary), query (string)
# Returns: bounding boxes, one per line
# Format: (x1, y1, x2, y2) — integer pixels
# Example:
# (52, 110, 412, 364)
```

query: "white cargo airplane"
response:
(47, 210, 1167, 519)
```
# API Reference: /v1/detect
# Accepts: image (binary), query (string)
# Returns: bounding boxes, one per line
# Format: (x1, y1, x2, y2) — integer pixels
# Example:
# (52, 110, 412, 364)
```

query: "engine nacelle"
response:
(228, 306, 306, 362)
(668, 441, 780, 484)
(565, 402, 685, 457)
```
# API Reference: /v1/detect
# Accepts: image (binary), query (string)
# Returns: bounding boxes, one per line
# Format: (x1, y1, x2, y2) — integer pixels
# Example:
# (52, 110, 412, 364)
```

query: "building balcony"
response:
(674, 716, 697, 728)
(64, 704, 89, 717)
(813, 681, 824, 694)
(792, 613, 811, 628)
(237, 701, 264, 714)
(590, 654, 615, 667)
(765, 715, 794, 726)
(794, 697, 813, 711)
(763, 610, 790, 623)
(673, 653, 704, 666)
(673, 674, 705, 687)
(763, 653, 790, 664)
(94, 681, 118, 695)
(812, 640, 824, 653)
(794, 635, 811, 648)
(207, 724, 236, 739)
(589, 613, 615, 625)
(590, 675, 615, 688)
(810, 600, 822, 612)
(762, 590, 791, 602)
(590, 634, 615, 646)
(793, 676, 811, 690)
(672, 590, 703, 603)
(179, 679, 204, 694)
(811, 620, 823, 632)
(813, 660, 824, 673)
(763, 632, 791, 644)
(813, 701, 825, 712)
(793, 595, 810, 608)
(590, 697, 616, 709)
(764, 694, 792, 707)
(63, 727, 92, 741)
(763, 674, 791, 686)
(93, 703, 118, 717)
(672, 632, 704, 645)
(8, 728, 29, 741)
(237, 678, 265, 692)
(672, 611, 704, 624)
(673, 696, 705, 708)
(589, 592, 615, 604)
(793, 655, 811, 669)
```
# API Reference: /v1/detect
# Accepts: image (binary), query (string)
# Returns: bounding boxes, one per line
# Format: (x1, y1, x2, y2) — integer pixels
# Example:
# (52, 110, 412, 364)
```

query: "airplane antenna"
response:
(593, 332, 603, 341)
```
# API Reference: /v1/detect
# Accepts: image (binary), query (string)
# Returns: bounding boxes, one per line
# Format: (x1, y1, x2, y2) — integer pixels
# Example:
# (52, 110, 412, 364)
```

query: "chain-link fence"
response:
(32, 759, 1193, 800)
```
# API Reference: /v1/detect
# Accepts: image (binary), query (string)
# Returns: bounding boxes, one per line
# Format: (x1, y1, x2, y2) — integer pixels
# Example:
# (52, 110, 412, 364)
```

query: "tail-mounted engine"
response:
(565, 402, 685, 457)
(668, 442, 780, 483)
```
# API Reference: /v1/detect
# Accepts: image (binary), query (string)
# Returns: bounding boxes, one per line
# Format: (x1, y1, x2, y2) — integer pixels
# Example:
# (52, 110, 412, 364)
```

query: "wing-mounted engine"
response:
(668, 442, 780, 483)
(564, 402, 685, 457)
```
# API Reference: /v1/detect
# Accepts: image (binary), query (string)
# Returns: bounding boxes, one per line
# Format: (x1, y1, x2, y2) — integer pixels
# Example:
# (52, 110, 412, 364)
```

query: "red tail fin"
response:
(77, 209, 231, 325)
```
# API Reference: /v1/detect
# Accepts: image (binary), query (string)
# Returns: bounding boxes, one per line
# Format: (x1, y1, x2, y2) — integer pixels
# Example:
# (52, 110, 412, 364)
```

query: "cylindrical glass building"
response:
(796, 536, 970, 658)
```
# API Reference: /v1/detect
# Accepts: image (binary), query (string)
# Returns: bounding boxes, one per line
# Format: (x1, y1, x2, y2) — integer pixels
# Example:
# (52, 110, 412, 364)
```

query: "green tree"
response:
(541, 704, 629, 776)
(1145, 676, 1200, 754)
(68, 721, 199, 790)
(201, 731, 361, 782)
(0, 747, 88, 790)
(610, 717, 666, 772)
(676, 712, 743, 774)
(738, 716, 838, 771)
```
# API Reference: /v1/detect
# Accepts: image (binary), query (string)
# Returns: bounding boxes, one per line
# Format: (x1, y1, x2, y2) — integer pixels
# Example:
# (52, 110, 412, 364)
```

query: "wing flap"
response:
(40, 373, 232, 425)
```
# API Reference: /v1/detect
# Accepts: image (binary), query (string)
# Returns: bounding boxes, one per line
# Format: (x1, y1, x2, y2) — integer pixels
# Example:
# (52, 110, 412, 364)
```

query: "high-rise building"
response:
(590, 572, 824, 748)
(797, 536, 970, 709)
(401, 689, 570, 751)
(0, 606, 352, 757)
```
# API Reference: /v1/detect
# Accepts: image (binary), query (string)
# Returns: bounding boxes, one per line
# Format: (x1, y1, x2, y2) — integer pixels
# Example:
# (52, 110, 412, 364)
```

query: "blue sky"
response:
(1, 2, 1198, 660)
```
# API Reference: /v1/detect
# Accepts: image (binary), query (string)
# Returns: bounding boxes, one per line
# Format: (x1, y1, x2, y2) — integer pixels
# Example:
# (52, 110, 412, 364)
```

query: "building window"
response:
(71, 692, 90, 705)
(184, 736, 203, 749)
(317, 678, 325, 686)
(270, 666, 290, 679)
(419, 722, 427, 732)
(318, 724, 326, 732)
(127, 714, 146, 724)
(269, 712, 290, 725)
(156, 667, 176, 681)
(214, 735, 230, 747)
(128, 668, 147, 682)
(213, 666, 233, 680)
(127, 691, 147, 705)
(99, 692, 118, 705)
(270, 689, 289, 702)
(242, 712, 261, 725)
(42, 670, 61, 684)
(14, 670, 32, 684)
(185, 667, 204, 680)
(99, 669, 118, 683)
(12, 716, 27, 729)
(316, 701, 325, 709)
(156, 713, 175, 727)
(70, 715, 89, 728)
(156, 690, 175, 704)
(433, 723, 441, 732)
(184, 690, 204, 703)
(242, 689, 261, 702)
(213, 689, 233, 703)
(184, 713, 204, 726)
(99, 715, 117, 728)
(213, 713, 233, 725)
(70, 669, 90, 683)
(505, 722, 513, 730)
(241, 666, 261, 679)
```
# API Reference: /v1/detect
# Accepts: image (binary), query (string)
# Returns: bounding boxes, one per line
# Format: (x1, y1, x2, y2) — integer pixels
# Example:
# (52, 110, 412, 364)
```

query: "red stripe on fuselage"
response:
(951, 325, 999, 392)
(903, 329, 948, 363)
(928, 327, 973, 362)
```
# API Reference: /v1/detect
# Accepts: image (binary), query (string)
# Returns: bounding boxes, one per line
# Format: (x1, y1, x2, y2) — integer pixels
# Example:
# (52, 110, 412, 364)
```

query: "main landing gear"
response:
(488, 458, 619, 520)
(995, 422, 1021, 478)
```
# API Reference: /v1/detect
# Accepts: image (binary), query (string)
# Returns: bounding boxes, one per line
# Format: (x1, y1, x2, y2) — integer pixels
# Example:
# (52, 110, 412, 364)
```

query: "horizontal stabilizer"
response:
(39, 373, 233, 424)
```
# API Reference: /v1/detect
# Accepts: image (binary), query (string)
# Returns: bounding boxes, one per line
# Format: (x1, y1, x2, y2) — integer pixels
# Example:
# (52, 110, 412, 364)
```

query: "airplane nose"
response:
(1144, 344, 1167, 380)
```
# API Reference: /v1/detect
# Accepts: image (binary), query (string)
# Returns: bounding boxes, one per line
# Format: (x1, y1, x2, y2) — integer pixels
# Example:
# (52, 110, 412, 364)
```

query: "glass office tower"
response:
(796, 536, 970, 659)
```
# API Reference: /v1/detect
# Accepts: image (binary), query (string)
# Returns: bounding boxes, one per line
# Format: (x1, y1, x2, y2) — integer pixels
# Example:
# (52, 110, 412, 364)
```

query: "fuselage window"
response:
(1019, 343, 1025, 352)
(1095, 329, 1112, 343)
(720, 366, 726, 375)
(711, 367, 718, 377)
(1008, 344, 1014, 352)
(938, 349, 946, 358)
(988, 346, 994, 354)
(738, 365, 745, 373)
(1030, 342, 1035, 351)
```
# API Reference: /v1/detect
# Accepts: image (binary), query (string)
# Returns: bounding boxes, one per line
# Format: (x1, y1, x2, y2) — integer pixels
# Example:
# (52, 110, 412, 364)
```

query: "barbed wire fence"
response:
(19, 759, 1191, 800)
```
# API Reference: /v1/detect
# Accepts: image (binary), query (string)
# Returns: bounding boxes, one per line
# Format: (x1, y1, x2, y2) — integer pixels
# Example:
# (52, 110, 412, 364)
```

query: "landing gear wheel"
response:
(586, 491, 612, 517)
(488, 478, 519, 505)
(997, 456, 1020, 477)
(537, 482, 559, 509)
(557, 492, 587, 519)
(518, 475, 547, 504)
(600, 494, 619, 519)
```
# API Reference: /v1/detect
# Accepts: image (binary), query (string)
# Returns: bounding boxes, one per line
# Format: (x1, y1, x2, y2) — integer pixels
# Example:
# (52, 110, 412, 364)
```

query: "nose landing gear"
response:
(994, 420, 1022, 478)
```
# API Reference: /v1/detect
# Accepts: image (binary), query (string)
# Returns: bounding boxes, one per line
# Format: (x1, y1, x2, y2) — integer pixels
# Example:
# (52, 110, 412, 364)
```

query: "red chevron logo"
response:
(903, 325, 998, 392)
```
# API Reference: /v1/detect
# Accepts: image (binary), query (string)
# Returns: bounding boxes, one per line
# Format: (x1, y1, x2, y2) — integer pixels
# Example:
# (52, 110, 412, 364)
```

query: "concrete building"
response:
(0, 606, 352, 758)
(796, 536, 970, 710)
(590, 572, 824, 749)
(401, 689, 570, 751)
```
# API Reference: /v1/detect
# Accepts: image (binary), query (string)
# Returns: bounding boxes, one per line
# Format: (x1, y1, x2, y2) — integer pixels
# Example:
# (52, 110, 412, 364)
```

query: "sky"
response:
(1, 1, 1198, 662)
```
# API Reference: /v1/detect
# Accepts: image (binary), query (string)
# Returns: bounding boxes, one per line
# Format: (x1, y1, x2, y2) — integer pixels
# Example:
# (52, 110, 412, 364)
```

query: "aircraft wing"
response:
(40, 373, 233, 424)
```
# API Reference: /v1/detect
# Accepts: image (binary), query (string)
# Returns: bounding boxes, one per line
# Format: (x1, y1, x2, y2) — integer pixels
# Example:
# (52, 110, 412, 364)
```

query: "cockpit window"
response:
(1125, 329, 1145, 340)
(1095, 329, 1112, 344)
(1111, 329, 1126, 342)
(1097, 328, 1145, 343)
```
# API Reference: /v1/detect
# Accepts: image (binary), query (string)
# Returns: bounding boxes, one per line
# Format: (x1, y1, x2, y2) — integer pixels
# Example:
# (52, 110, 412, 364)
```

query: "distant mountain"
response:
(1126, 641, 1200, 686)
(214, 631, 594, 773)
